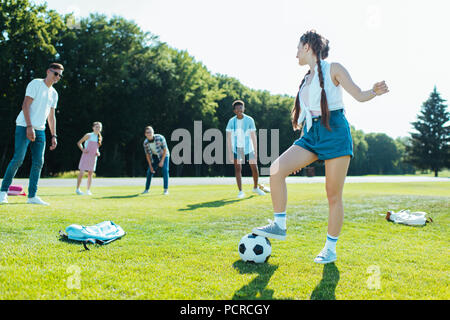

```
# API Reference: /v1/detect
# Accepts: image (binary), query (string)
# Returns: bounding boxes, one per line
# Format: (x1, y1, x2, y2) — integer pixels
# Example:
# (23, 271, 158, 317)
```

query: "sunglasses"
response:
(51, 70, 63, 78)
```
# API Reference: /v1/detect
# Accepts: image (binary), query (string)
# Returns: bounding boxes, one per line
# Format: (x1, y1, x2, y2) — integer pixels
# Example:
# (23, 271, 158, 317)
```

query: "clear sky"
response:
(34, 0, 449, 139)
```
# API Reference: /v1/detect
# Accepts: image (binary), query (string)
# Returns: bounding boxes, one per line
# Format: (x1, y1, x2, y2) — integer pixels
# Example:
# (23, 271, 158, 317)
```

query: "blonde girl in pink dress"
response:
(76, 122, 103, 195)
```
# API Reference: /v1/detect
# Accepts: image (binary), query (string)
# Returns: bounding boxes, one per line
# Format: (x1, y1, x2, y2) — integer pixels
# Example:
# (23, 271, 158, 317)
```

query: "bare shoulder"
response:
(330, 62, 346, 75)
(330, 62, 347, 85)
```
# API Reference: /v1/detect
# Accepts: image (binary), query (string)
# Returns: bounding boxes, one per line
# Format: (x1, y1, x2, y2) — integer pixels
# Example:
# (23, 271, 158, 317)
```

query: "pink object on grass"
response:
(8, 185, 27, 196)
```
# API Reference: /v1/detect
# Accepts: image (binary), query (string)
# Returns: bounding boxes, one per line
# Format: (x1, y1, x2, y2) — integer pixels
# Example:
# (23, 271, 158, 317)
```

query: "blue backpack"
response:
(59, 221, 125, 250)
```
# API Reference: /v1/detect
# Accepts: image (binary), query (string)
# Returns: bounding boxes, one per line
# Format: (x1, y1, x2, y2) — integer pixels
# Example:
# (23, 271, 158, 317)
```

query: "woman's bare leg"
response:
(76, 171, 84, 189)
(270, 145, 318, 212)
(87, 171, 93, 191)
(324, 156, 351, 237)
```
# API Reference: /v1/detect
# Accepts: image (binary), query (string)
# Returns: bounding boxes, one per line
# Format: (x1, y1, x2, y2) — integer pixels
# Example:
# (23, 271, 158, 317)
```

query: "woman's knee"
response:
(326, 189, 343, 205)
(270, 160, 288, 178)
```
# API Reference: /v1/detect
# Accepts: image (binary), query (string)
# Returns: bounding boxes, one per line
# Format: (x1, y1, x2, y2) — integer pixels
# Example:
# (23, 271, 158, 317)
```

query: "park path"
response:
(9, 176, 449, 187)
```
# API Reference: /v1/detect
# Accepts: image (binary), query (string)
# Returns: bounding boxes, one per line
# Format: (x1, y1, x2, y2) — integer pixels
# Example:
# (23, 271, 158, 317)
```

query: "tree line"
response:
(1, 0, 448, 178)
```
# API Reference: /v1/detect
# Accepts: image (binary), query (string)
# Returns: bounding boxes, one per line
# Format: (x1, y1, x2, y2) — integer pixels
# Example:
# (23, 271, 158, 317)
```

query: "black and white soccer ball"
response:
(238, 233, 271, 263)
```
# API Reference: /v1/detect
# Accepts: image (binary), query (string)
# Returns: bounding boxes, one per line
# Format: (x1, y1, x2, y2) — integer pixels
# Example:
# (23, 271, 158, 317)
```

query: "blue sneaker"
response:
(314, 248, 337, 264)
(252, 219, 286, 240)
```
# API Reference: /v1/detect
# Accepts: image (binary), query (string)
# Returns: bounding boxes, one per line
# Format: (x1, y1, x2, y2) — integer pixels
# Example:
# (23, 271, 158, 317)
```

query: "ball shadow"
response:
(232, 260, 286, 300)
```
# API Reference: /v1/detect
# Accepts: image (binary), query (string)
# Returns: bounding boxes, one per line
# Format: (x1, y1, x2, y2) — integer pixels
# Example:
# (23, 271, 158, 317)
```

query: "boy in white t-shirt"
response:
(226, 100, 266, 199)
(0, 63, 63, 206)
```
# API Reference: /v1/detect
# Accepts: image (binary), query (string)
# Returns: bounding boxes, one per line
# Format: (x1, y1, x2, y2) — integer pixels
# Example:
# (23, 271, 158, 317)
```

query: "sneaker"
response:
(252, 219, 286, 240)
(0, 191, 8, 204)
(86, 190, 92, 196)
(27, 196, 49, 206)
(141, 190, 149, 194)
(314, 248, 337, 264)
(253, 187, 266, 196)
(163, 190, 169, 195)
(258, 183, 271, 193)
(237, 191, 245, 199)
(76, 189, 84, 195)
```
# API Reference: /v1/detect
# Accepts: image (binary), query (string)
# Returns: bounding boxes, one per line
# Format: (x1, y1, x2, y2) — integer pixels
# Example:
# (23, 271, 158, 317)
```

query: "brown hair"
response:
(232, 100, 245, 110)
(145, 126, 154, 133)
(292, 30, 331, 131)
(93, 121, 103, 147)
(48, 63, 64, 71)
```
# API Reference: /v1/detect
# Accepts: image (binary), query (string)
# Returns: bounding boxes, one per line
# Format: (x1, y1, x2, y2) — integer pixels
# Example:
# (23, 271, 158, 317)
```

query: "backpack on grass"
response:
(59, 221, 125, 250)
(386, 210, 433, 226)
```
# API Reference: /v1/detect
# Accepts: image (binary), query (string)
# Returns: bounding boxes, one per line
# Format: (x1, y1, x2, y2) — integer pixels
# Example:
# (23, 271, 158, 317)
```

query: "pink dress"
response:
(78, 133, 99, 172)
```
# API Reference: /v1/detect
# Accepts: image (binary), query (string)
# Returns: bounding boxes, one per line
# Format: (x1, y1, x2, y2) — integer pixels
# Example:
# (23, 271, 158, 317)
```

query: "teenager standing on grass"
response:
(252, 30, 389, 264)
(226, 100, 266, 199)
(76, 122, 103, 195)
(142, 126, 170, 195)
(0, 63, 63, 206)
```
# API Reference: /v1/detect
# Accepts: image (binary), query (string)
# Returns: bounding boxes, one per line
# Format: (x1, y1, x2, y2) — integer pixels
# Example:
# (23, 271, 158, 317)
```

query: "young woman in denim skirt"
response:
(252, 30, 389, 264)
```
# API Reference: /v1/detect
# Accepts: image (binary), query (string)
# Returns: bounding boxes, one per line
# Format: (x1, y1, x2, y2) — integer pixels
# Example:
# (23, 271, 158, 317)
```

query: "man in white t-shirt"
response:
(0, 63, 63, 206)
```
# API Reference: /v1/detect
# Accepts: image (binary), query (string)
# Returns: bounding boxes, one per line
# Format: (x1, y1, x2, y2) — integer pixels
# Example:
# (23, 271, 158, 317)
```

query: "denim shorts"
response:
(234, 147, 256, 162)
(293, 109, 353, 161)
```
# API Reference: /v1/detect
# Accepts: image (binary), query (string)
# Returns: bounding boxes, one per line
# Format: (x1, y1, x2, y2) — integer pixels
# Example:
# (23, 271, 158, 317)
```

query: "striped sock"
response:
(274, 212, 286, 229)
(324, 234, 338, 253)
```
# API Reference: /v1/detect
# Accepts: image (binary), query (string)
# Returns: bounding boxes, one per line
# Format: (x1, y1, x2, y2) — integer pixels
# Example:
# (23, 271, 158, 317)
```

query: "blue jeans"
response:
(145, 155, 169, 190)
(1, 126, 46, 198)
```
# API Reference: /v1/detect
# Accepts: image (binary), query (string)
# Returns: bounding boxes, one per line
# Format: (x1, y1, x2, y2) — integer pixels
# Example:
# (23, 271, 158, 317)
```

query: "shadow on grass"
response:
(58, 236, 89, 252)
(179, 196, 254, 212)
(310, 263, 340, 300)
(97, 194, 142, 200)
(232, 260, 288, 300)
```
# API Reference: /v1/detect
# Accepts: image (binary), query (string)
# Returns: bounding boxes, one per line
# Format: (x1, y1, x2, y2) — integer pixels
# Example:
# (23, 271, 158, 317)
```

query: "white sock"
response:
(274, 212, 287, 229)
(324, 234, 339, 253)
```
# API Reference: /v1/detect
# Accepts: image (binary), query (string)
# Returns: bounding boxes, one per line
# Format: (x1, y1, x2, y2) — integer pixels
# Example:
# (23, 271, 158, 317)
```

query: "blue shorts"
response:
(234, 147, 256, 162)
(293, 109, 353, 161)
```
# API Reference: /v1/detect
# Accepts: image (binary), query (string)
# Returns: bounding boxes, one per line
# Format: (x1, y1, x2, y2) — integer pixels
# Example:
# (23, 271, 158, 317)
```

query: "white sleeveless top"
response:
(298, 60, 345, 131)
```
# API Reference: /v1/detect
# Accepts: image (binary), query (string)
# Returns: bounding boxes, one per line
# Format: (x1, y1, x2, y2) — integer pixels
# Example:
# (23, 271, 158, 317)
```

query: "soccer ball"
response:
(238, 233, 271, 263)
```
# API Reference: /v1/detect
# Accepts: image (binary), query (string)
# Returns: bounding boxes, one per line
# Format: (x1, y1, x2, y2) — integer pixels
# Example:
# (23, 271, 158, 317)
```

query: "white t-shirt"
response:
(236, 118, 244, 148)
(16, 79, 59, 130)
(148, 140, 157, 155)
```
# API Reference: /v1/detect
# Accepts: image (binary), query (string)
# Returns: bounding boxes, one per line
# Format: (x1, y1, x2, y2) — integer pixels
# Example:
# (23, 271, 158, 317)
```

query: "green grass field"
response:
(0, 182, 449, 300)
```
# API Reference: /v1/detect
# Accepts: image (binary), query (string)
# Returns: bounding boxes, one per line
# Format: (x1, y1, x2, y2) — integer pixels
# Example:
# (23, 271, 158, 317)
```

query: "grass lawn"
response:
(0, 182, 448, 300)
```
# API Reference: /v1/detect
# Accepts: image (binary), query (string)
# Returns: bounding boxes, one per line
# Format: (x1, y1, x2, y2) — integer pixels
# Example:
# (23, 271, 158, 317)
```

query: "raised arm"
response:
(331, 63, 389, 102)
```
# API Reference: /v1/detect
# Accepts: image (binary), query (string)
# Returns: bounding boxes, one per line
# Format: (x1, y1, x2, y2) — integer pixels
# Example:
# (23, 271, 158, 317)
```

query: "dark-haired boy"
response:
(226, 100, 265, 199)
(0, 63, 63, 205)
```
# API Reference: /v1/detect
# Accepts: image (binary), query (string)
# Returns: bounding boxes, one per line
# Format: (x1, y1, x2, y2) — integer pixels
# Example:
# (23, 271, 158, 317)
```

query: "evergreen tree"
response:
(406, 87, 450, 177)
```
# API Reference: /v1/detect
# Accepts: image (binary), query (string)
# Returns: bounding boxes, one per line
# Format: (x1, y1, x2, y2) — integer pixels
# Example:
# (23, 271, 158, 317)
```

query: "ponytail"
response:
(298, 30, 331, 130)
(93, 121, 103, 147)
(316, 55, 331, 131)
(291, 71, 310, 131)
(98, 132, 103, 147)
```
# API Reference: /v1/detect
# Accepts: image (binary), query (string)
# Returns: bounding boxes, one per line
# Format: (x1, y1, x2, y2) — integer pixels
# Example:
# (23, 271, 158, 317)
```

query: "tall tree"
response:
(406, 87, 449, 177)
(0, 0, 64, 174)
(365, 133, 400, 175)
